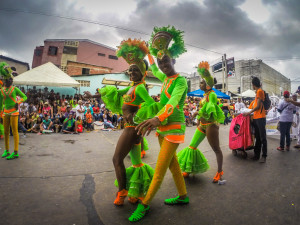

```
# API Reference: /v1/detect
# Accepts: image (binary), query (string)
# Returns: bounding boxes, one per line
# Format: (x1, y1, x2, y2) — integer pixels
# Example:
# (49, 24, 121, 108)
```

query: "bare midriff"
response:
(122, 104, 139, 124)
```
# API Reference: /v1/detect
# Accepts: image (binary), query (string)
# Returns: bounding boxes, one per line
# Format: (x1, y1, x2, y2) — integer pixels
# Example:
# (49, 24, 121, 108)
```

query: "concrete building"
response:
(32, 39, 128, 73)
(0, 55, 30, 74)
(212, 59, 291, 96)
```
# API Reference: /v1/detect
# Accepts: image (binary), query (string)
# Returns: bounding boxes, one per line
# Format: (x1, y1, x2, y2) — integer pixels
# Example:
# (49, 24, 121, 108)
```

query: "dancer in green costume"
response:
(0, 79, 4, 138)
(178, 61, 225, 182)
(85, 39, 155, 205)
(0, 62, 27, 160)
(129, 26, 189, 222)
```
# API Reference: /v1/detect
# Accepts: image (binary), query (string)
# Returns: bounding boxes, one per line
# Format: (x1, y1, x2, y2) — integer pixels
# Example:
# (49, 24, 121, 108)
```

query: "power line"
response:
(0, 8, 149, 35)
(0, 7, 224, 55)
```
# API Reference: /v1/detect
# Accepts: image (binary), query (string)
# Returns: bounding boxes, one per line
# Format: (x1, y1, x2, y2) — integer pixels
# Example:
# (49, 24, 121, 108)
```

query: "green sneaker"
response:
(164, 196, 189, 205)
(128, 203, 150, 222)
(2, 150, 10, 158)
(6, 152, 19, 160)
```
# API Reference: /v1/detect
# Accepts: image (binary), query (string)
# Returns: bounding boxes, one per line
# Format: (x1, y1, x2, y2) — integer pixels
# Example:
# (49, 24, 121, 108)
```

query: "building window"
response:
(60, 66, 67, 73)
(48, 46, 58, 56)
(109, 55, 118, 60)
(64, 41, 79, 47)
(63, 46, 78, 55)
(82, 68, 90, 75)
(77, 80, 90, 87)
(35, 49, 42, 56)
(98, 53, 105, 57)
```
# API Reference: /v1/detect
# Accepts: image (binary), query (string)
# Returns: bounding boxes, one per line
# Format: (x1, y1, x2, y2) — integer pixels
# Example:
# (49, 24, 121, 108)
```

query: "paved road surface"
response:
(0, 125, 299, 225)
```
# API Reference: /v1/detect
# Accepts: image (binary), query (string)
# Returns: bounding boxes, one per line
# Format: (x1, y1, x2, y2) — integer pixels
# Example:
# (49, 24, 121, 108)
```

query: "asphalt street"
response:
(0, 125, 299, 225)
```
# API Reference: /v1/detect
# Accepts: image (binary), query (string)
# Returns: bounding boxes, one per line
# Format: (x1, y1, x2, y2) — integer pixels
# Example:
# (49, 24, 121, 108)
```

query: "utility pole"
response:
(224, 54, 228, 94)
(222, 56, 225, 92)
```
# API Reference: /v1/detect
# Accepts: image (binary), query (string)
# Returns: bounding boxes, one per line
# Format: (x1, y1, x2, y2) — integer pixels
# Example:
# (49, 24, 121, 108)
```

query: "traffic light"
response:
(237, 87, 240, 94)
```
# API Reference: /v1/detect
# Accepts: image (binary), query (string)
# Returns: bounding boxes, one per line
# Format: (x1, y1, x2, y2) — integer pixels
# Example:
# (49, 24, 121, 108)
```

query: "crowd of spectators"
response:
(181, 96, 251, 126)
(15, 86, 256, 136)
(17, 86, 119, 135)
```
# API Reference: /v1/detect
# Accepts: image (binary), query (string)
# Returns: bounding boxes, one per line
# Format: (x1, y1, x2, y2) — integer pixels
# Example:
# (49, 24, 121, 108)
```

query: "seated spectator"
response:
(37, 101, 44, 117)
(52, 116, 62, 133)
(20, 103, 28, 115)
(41, 115, 53, 132)
(62, 113, 77, 134)
(64, 105, 72, 118)
(60, 102, 67, 115)
(31, 112, 38, 124)
(52, 102, 59, 119)
(93, 103, 100, 121)
(72, 99, 78, 109)
(103, 110, 115, 129)
(117, 114, 124, 129)
(76, 116, 83, 133)
(32, 117, 43, 134)
(84, 101, 94, 116)
(42, 102, 52, 118)
(24, 112, 33, 130)
(75, 100, 85, 119)
(28, 102, 37, 116)
(19, 112, 26, 125)
(100, 105, 106, 121)
(106, 110, 117, 126)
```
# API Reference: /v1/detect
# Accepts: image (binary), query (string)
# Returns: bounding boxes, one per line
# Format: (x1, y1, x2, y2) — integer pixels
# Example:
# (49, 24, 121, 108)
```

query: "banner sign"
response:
(227, 57, 235, 78)
(212, 62, 222, 72)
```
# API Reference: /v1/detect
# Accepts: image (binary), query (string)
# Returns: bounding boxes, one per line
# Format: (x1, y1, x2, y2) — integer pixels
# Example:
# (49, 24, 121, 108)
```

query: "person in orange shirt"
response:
(85, 108, 93, 131)
(243, 77, 267, 163)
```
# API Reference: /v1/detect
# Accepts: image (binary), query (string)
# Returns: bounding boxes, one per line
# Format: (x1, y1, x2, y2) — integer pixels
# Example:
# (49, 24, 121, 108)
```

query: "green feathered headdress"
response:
(197, 61, 214, 88)
(149, 26, 186, 59)
(116, 39, 149, 76)
(0, 62, 13, 79)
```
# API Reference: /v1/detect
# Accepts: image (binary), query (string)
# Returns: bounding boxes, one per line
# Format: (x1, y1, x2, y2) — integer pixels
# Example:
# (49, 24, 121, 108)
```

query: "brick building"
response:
(66, 61, 112, 76)
(0, 55, 30, 74)
(32, 39, 128, 74)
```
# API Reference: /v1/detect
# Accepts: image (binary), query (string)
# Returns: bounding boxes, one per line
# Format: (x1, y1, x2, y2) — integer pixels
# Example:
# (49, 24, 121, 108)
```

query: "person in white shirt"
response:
(235, 97, 246, 113)
(75, 100, 85, 119)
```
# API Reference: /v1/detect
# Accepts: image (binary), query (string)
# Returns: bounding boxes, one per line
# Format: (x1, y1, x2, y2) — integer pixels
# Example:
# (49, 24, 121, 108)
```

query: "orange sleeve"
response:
(257, 89, 264, 101)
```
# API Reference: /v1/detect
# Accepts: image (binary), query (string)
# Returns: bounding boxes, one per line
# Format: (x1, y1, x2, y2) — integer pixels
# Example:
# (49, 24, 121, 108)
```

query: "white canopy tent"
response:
(240, 89, 256, 98)
(13, 62, 80, 87)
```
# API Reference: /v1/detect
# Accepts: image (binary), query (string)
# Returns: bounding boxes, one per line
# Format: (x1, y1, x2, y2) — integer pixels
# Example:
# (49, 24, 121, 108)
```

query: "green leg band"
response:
(129, 143, 143, 166)
(189, 128, 206, 149)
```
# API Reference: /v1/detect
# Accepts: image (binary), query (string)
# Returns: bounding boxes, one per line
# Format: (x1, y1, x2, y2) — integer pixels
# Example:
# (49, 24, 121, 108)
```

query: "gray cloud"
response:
(0, 0, 299, 91)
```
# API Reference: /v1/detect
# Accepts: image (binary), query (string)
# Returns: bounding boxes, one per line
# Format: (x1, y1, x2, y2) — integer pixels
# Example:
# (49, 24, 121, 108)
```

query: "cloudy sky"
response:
(0, 0, 299, 91)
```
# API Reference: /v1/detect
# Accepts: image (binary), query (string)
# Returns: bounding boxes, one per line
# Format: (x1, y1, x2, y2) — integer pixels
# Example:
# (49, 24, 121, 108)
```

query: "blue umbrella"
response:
(187, 88, 230, 99)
